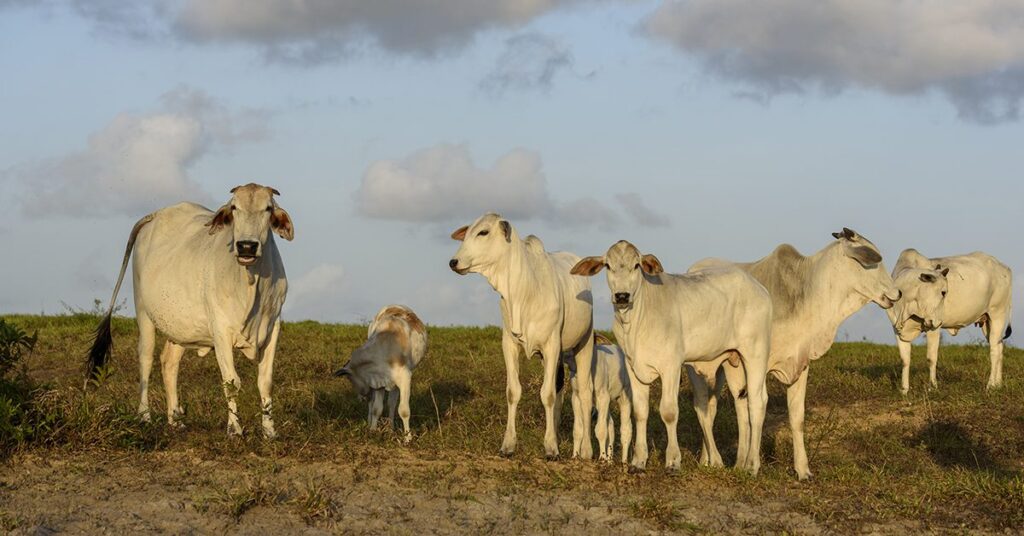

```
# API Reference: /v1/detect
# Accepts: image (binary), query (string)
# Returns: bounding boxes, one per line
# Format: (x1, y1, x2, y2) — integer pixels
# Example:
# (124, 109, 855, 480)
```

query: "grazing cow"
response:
(334, 305, 427, 442)
(687, 227, 900, 480)
(888, 249, 1013, 393)
(449, 213, 596, 459)
(572, 240, 773, 474)
(87, 184, 293, 438)
(591, 333, 634, 464)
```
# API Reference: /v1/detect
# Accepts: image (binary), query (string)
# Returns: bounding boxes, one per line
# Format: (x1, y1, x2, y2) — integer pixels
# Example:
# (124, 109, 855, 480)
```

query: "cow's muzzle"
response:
(236, 240, 260, 265)
(613, 292, 631, 308)
(878, 289, 901, 309)
(449, 258, 469, 275)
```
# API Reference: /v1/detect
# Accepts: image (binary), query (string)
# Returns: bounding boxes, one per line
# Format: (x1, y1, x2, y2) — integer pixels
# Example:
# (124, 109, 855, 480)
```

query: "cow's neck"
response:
(800, 248, 872, 357)
(614, 277, 654, 357)
(480, 234, 534, 303)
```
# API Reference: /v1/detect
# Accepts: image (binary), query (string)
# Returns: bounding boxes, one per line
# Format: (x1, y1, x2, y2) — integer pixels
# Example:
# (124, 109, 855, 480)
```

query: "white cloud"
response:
(645, 0, 1024, 123)
(480, 32, 574, 95)
(614, 192, 669, 227)
(283, 263, 348, 320)
(353, 143, 663, 230)
(16, 87, 270, 218)
(42, 0, 602, 64)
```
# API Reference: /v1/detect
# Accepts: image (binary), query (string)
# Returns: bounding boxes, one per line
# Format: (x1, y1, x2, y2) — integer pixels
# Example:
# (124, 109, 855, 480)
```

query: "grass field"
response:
(1, 313, 1022, 534)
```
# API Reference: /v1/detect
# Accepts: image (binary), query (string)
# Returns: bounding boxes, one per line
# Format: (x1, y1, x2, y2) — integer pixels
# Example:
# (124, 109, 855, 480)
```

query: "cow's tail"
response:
(87, 214, 153, 381)
(1004, 324, 1013, 341)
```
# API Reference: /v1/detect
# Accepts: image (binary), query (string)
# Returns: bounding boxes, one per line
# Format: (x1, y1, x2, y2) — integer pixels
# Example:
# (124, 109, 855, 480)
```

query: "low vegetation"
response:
(0, 313, 1021, 533)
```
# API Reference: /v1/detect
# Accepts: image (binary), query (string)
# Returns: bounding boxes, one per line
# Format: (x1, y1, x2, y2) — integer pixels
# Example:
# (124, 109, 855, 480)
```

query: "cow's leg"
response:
(721, 363, 750, 469)
(396, 367, 413, 443)
(257, 319, 281, 439)
(618, 394, 633, 464)
(787, 366, 812, 481)
(570, 333, 595, 460)
(570, 367, 584, 458)
(159, 341, 186, 427)
(987, 313, 1008, 389)
(499, 331, 522, 456)
(925, 330, 941, 390)
(540, 339, 562, 459)
(387, 388, 399, 429)
(660, 365, 683, 471)
(212, 334, 243, 436)
(898, 338, 913, 395)
(368, 389, 384, 429)
(742, 345, 769, 476)
(606, 412, 616, 461)
(687, 365, 724, 468)
(595, 387, 611, 462)
(629, 379, 650, 472)
(136, 314, 156, 422)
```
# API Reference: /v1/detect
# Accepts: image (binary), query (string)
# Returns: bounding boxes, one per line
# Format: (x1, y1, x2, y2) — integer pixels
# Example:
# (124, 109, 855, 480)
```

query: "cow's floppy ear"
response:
(848, 245, 882, 266)
(920, 272, 937, 283)
(640, 254, 664, 275)
(500, 220, 512, 242)
(207, 203, 233, 235)
(450, 225, 469, 241)
(271, 207, 294, 241)
(570, 256, 605, 276)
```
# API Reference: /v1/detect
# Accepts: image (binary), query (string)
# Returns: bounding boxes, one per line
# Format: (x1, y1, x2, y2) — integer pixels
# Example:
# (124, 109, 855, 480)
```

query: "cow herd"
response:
(87, 184, 1013, 480)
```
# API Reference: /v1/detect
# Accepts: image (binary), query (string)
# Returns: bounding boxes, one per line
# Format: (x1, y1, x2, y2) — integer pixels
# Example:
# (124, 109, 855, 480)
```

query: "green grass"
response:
(1, 313, 1022, 531)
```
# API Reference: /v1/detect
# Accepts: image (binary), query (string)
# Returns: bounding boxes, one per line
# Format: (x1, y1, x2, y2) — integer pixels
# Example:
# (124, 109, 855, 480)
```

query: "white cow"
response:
(572, 240, 773, 474)
(449, 213, 596, 459)
(334, 304, 427, 442)
(688, 227, 900, 480)
(591, 333, 634, 464)
(888, 249, 1013, 393)
(88, 184, 293, 438)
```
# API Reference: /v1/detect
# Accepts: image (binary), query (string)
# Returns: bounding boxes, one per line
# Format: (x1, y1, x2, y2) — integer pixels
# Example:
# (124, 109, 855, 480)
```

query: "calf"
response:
(335, 305, 427, 442)
(591, 333, 634, 464)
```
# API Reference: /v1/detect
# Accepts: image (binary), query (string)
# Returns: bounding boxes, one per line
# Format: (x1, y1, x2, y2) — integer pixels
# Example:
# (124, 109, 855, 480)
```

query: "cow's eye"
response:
(478, 230, 490, 237)
(230, 205, 236, 211)
(634, 263, 641, 270)
(266, 206, 273, 212)
(941, 291, 947, 297)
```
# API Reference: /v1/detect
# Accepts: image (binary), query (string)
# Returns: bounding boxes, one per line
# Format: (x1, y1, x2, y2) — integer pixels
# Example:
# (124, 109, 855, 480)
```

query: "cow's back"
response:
(931, 252, 1011, 327)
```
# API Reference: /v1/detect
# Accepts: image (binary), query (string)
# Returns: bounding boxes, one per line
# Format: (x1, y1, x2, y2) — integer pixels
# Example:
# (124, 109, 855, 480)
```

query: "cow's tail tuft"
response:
(1004, 324, 1012, 341)
(86, 213, 153, 383)
(87, 313, 113, 380)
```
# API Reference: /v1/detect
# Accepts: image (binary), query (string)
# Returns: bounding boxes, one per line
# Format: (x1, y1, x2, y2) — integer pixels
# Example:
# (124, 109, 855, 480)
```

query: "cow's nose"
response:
(614, 292, 630, 304)
(449, 259, 459, 270)
(236, 241, 259, 256)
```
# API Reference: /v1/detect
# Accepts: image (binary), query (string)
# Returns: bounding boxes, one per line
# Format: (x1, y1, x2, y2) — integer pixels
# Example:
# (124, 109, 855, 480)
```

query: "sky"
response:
(0, 0, 1021, 347)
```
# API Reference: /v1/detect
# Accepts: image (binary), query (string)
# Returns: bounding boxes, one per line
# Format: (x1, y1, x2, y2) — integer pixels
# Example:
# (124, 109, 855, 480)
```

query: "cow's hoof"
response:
(665, 465, 681, 475)
(628, 465, 645, 475)
(498, 449, 515, 459)
(545, 454, 560, 462)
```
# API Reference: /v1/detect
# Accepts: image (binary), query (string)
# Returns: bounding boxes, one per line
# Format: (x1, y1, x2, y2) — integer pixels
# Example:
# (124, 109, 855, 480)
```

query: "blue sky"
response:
(0, 0, 1021, 346)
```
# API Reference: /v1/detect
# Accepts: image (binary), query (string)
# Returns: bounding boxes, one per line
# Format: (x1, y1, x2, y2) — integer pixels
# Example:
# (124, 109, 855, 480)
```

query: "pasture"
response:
(0, 314, 1022, 534)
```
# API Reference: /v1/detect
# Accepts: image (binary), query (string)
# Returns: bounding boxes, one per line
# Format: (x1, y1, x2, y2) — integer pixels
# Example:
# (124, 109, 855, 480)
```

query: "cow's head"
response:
(207, 183, 294, 266)
(831, 227, 901, 309)
(892, 265, 949, 332)
(570, 240, 663, 312)
(448, 213, 513, 275)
